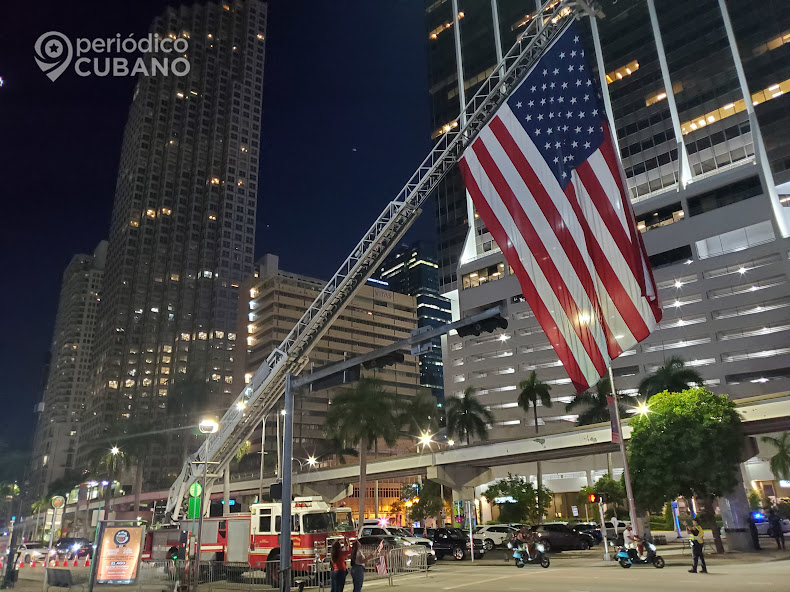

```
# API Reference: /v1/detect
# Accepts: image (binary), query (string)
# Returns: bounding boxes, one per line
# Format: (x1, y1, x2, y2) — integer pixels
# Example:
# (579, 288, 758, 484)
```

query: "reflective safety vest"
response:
(689, 526, 704, 543)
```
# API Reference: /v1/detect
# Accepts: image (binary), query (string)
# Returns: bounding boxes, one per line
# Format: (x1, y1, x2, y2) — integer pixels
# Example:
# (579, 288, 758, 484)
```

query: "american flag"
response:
(459, 22, 662, 392)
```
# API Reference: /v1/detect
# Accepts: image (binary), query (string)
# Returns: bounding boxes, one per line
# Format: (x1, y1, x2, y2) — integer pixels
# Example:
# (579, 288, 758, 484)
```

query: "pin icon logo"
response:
(34, 32, 73, 81)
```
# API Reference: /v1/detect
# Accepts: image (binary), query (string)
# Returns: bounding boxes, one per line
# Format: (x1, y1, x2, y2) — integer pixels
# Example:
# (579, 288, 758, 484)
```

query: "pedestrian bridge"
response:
(224, 392, 790, 499)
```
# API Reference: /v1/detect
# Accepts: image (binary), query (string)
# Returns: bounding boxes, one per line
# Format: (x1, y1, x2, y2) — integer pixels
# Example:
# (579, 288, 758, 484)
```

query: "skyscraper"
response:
(376, 242, 451, 404)
(30, 242, 107, 498)
(84, 0, 268, 476)
(437, 0, 790, 442)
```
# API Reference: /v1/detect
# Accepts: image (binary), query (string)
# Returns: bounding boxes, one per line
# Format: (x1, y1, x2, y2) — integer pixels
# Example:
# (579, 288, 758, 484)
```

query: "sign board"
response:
(96, 526, 143, 585)
(187, 497, 201, 520)
(188, 482, 202, 498)
(606, 395, 621, 444)
(51, 496, 66, 509)
(572, 505, 579, 517)
(493, 496, 517, 504)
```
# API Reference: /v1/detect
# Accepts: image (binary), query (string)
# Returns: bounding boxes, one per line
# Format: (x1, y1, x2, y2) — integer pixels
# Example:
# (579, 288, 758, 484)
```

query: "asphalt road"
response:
(363, 553, 790, 591)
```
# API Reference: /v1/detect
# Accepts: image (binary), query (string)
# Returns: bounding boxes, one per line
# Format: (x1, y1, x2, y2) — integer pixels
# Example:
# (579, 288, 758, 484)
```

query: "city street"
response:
(365, 554, 790, 592)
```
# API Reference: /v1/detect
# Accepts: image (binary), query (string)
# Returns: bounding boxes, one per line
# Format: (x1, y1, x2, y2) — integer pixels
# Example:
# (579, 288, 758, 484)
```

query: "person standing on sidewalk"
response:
(748, 513, 762, 550)
(768, 509, 786, 550)
(330, 540, 348, 592)
(686, 519, 708, 573)
(349, 540, 366, 592)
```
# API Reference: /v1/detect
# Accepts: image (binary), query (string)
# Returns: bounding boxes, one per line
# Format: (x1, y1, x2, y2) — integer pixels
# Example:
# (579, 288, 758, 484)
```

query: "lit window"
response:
(245, 372, 253, 384)
(228, 332, 236, 340)
(210, 177, 220, 185)
(605, 61, 639, 84)
(198, 331, 208, 340)
(146, 209, 156, 218)
(257, 33, 265, 41)
(215, 330, 224, 339)
(208, 214, 217, 220)
(428, 11, 465, 40)
(160, 207, 172, 216)
(180, 332, 190, 341)
(247, 336, 255, 346)
(108, 381, 119, 389)
(130, 219, 139, 227)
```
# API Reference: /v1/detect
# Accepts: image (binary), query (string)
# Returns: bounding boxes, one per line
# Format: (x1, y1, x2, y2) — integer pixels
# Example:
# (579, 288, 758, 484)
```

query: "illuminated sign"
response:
(493, 496, 517, 503)
(96, 526, 143, 585)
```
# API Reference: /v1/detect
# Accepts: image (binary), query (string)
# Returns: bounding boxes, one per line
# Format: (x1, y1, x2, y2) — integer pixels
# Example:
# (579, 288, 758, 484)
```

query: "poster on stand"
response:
(96, 526, 143, 585)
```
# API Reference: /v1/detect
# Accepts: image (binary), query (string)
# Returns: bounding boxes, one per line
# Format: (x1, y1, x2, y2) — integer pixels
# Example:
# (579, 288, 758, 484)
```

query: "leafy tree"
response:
(399, 389, 440, 438)
(324, 377, 401, 527)
(483, 473, 552, 524)
(565, 377, 626, 426)
(445, 386, 494, 445)
(761, 431, 790, 481)
(628, 387, 743, 553)
(84, 438, 130, 520)
(592, 474, 626, 511)
(637, 356, 703, 399)
(321, 437, 359, 465)
(404, 481, 444, 526)
(31, 495, 49, 539)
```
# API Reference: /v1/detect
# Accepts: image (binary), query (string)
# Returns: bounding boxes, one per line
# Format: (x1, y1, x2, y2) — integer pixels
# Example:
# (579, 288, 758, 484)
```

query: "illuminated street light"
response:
(447, 440, 455, 447)
(199, 418, 219, 434)
(110, 446, 120, 455)
(636, 403, 650, 416)
(307, 456, 317, 467)
(236, 401, 246, 411)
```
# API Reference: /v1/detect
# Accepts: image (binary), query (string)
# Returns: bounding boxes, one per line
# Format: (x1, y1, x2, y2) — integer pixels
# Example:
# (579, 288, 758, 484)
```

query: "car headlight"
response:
(536, 543, 545, 553)
(506, 542, 512, 549)
(648, 543, 656, 551)
(430, 550, 436, 556)
(72, 544, 81, 551)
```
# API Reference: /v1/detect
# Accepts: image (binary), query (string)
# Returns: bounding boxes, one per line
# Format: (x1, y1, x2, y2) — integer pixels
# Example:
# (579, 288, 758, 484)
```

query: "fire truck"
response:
(144, 497, 354, 576)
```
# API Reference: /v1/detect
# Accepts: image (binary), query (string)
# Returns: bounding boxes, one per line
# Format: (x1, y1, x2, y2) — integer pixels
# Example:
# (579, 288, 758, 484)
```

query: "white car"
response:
(754, 515, 790, 536)
(360, 522, 434, 549)
(16, 542, 48, 564)
(474, 525, 518, 550)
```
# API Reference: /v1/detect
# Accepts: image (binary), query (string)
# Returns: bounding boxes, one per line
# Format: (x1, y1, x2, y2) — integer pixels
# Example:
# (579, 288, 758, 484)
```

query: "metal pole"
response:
(718, 0, 788, 238)
(646, 0, 693, 187)
(598, 501, 610, 561)
(223, 468, 231, 517)
(276, 409, 282, 480)
(259, 415, 266, 503)
(280, 374, 295, 592)
(467, 501, 474, 563)
(194, 439, 209, 589)
(608, 366, 639, 536)
(374, 481, 379, 519)
(86, 519, 104, 592)
(490, 0, 503, 64)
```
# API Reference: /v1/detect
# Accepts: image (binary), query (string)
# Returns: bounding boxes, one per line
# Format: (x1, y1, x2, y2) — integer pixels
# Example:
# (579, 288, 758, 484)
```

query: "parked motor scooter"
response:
(616, 541, 665, 568)
(507, 540, 550, 568)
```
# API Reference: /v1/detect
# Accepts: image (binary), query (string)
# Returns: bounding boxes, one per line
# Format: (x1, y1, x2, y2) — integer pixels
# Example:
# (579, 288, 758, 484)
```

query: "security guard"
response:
(686, 519, 708, 573)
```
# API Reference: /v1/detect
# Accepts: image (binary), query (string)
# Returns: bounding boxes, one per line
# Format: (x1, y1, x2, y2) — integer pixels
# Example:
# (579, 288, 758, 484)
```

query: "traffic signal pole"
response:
(598, 501, 610, 562)
(608, 366, 639, 537)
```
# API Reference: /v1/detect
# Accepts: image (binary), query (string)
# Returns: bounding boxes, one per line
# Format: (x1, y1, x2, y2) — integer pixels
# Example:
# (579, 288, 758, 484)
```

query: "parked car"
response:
(532, 523, 592, 551)
(571, 522, 603, 544)
(16, 542, 48, 564)
(357, 535, 436, 567)
(753, 515, 790, 536)
(605, 520, 631, 542)
(360, 521, 433, 549)
(474, 525, 518, 550)
(448, 527, 489, 550)
(52, 538, 93, 560)
(425, 528, 485, 560)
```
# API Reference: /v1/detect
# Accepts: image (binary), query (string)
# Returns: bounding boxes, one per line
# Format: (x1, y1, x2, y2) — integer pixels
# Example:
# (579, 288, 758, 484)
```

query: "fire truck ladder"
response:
(166, 0, 594, 520)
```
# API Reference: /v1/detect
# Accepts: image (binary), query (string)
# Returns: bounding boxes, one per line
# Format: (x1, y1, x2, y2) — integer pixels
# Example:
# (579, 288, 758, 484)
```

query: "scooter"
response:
(507, 541, 550, 568)
(616, 541, 665, 568)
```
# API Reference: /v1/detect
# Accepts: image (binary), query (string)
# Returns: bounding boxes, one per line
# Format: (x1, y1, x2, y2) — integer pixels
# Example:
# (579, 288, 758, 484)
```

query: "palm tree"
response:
(565, 377, 627, 426)
(324, 378, 401, 528)
(517, 371, 552, 523)
(85, 440, 129, 520)
(399, 389, 440, 439)
(762, 432, 790, 481)
(31, 495, 49, 540)
(638, 356, 703, 399)
(445, 386, 495, 446)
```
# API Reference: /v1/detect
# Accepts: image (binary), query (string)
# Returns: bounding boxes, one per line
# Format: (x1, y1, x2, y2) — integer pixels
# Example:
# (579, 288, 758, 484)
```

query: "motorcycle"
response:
(616, 541, 665, 569)
(507, 540, 550, 568)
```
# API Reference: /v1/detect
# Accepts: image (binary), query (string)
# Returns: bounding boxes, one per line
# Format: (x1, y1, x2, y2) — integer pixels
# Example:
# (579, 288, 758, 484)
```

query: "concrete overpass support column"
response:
(295, 483, 351, 504)
(428, 465, 494, 524)
(719, 439, 759, 552)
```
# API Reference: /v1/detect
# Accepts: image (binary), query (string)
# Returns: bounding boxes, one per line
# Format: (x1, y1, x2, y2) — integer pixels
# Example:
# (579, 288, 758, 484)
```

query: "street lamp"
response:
(195, 418, 219, 587)
(418, 432, 433, 452)
(307, 456, 317, 468)
(635, 403, 650, 416)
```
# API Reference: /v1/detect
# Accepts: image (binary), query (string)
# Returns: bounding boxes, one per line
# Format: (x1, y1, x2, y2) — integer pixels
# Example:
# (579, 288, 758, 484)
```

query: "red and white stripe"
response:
(459, 105, 661, 392)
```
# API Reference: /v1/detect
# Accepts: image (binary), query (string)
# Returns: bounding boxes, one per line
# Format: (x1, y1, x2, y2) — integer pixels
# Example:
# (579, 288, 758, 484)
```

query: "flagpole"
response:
(608, 366, 639, 536)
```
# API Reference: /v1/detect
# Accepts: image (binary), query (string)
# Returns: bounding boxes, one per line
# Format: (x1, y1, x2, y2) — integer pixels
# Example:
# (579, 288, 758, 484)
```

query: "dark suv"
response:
(52, 538, 93, 560)
(532, 523, 592, 551)
(571, 522, 602, 544)
(425, 528, 485, 560)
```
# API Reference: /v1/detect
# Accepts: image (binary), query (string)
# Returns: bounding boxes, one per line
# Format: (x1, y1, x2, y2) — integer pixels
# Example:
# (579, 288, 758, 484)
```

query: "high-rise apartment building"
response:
(85, 0, 268, 475)
(30, 242, 107, 497)
(436, 0, 790, 442)
(375, 242, 451, 404)
(235, 254, 421, 460)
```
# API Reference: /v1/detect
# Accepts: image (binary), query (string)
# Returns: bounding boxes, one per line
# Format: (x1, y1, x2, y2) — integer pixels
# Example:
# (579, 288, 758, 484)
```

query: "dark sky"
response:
(0, 1, 433, 447)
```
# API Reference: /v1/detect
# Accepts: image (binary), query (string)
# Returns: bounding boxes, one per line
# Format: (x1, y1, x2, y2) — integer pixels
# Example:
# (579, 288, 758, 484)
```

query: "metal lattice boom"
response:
(166, 0, 588, 519)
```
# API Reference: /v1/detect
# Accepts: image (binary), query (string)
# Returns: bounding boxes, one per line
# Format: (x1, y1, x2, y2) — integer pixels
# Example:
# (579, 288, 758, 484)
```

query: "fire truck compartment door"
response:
(227, 520, 251, 563)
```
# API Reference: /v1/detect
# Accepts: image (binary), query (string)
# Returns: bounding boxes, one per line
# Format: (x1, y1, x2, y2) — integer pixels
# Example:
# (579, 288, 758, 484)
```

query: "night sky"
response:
(0, 1, 433, 448)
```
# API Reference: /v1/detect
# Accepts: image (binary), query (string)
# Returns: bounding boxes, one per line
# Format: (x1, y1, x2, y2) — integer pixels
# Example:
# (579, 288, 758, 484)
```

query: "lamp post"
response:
(195, 418, 218, 587)
(102, 447, 121, 520)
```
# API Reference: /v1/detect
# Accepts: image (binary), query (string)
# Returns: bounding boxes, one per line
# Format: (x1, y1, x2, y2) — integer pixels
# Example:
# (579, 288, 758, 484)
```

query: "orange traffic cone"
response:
(31, 559, 37, 568)
(73, 557, 79, 567)
(62, 558, 69, 567)
(84, 557, 91, 567)
(18, 559, 24, 568)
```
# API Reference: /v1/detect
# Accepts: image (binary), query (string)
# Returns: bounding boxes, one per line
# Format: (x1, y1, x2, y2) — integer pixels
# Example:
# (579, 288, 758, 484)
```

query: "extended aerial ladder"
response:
(166, 0, 596, 520)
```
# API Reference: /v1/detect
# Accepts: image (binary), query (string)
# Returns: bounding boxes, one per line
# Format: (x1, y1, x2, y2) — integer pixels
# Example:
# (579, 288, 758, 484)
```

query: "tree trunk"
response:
(536, 461, 544, 524)
(703, 494, 725, 554)
(533, 404, 539, 435)
(606, 453, 613, 478)
(357, 438, 368, 533)
(134, 458, 144, 513)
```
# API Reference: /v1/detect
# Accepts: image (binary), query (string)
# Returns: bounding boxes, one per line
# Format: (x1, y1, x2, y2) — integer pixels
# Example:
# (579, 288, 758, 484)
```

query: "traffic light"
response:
(362, 351, 405, 370)
(270, 482, 282, 501)
(456, 314, 508, 338)
(587, 492, 608, 504)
